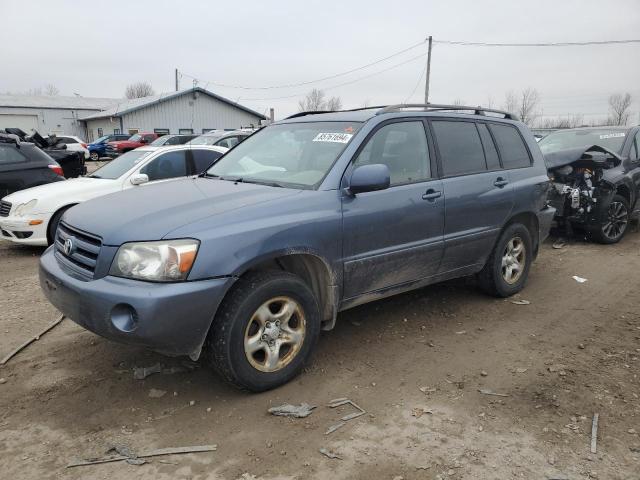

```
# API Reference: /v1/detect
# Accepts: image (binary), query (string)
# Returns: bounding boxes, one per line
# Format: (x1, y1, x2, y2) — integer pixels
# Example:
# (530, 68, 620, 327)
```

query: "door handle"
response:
(422, 189, 442, 201)
(494, 177, 509, 188)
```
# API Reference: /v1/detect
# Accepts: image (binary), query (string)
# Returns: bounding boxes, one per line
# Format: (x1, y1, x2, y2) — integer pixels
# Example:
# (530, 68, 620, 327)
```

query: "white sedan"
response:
(0, 144, 227, 246)
(48, 135, 91, 160)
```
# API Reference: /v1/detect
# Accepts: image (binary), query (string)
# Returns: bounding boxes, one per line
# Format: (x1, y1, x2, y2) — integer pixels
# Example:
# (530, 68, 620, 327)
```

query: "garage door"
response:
(0, 114, 39, 134)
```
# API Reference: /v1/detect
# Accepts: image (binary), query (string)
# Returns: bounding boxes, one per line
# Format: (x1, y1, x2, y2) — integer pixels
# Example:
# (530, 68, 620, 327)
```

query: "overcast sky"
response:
(2, 0, 639, 122)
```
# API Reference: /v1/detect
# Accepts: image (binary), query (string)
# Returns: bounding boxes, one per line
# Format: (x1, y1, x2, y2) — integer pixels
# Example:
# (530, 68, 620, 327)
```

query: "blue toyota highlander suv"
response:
(40, 104, 554, 391)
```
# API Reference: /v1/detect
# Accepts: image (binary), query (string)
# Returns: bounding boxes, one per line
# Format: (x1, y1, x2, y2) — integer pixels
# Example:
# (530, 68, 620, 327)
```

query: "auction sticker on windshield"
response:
(313, 133, 353, 143)
(600, 133, 625, 139)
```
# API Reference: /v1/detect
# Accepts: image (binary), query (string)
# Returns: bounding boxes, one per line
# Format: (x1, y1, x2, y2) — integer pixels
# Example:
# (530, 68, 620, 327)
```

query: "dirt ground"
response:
(0, 230, 639, 480)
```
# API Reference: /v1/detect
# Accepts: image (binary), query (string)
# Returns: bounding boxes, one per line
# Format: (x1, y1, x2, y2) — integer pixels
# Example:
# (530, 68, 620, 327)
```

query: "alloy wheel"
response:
(501, 236, 526, 285)
(602, 201, 628, 241)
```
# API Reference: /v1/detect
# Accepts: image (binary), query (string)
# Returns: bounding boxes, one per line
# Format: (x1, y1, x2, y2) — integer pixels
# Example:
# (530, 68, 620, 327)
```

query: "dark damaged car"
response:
(40, 104, 554, 391)
(540, 126, 640, 243)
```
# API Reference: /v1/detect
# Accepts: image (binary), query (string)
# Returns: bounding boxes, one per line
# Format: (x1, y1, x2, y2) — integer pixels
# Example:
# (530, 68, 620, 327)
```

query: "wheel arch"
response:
(232, 249, 339, 330)
(46, 203, 78, 244)
(502, 211, 540, 258)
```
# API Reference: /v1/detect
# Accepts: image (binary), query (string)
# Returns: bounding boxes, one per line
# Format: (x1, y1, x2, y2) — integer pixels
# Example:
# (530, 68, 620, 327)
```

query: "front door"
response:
(342, 119, 445, 298)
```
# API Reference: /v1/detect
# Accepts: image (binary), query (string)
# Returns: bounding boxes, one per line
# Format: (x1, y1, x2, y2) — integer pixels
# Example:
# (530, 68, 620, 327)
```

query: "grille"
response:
(54, 222, 102, 277)
(0, 200, 11, 217)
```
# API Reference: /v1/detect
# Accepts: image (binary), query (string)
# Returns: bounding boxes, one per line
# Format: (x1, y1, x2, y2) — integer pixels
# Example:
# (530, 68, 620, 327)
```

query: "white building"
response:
(81, 88, 266, 141)
(0, 88, 266, 141)
(0, 94, 118, 138)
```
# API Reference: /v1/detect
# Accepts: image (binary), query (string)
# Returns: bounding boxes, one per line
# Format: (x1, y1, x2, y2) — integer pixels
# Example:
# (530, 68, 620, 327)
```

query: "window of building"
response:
(179, 128, 194, 134)
(432, 121, 486, 176)
(114, 128, 121, 134)
(489, 124, 531, 169)
(97, 128, 103, 138)
(154, 128, 170, 135)
(202, 128, 215, 133)
(353, 121, 430, 186)
(128, 129, 139, 135)
(140, 151, 188, 181)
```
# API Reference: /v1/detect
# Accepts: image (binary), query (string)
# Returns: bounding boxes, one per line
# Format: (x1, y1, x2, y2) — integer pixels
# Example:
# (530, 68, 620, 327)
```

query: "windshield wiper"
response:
(239, 178, 284, 188)
(200, 172, 219, 178)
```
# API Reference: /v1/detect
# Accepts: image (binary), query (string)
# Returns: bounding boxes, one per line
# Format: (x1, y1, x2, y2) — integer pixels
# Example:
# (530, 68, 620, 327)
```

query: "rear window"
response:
(490, 124, 531, 169)
(432, 121, 486, 176)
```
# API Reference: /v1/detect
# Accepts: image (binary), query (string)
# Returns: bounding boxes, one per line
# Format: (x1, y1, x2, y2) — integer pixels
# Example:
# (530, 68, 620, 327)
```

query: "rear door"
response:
(341, 119, 445, 298)
(430, 119, 514, 272)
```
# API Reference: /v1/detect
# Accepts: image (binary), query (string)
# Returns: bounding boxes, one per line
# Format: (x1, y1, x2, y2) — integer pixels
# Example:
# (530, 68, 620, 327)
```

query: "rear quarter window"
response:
(477, 124, 501, 170)
(432, 120, 486, 176)
(490, 124, 531, 169)
(0, 145, 27, 164)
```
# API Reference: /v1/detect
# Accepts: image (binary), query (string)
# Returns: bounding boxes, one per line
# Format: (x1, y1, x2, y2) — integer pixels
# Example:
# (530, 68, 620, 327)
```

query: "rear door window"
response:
(192, 149, 224, 172)
(353, 121, 430, 186)
(489, 124, 531, 169)
(432, 120, 486, 176)
(477, 123, 501, 170)
(140, 151, 188, 181)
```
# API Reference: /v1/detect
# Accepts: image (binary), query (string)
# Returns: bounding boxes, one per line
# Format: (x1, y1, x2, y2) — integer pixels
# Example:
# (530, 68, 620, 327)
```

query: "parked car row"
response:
(3, 103, 638, 393)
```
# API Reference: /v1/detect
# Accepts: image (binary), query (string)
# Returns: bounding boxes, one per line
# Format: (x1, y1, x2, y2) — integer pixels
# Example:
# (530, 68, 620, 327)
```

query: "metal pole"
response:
(175, 68, 179, 91)
(424, 36, 433, 104)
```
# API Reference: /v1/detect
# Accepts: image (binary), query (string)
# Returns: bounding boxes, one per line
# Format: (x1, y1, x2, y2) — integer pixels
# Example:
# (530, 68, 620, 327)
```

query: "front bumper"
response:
(39, 247, 234, 358)
(0, 214, 49, 246)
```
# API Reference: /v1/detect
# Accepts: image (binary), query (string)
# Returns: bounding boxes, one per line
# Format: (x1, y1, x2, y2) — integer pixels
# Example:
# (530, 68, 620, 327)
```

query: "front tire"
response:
(205, 271, 320, 392)
(46, 206, 72, 245)
(477, 222, 533, 297)
(89, 151, 99, 161)
(591, 194, 629, 244)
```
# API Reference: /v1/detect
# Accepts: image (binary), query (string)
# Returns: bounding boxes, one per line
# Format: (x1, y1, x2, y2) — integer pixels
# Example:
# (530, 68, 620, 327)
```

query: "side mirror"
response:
(348, 164, 390, 195)
(130, 173, 149, 185)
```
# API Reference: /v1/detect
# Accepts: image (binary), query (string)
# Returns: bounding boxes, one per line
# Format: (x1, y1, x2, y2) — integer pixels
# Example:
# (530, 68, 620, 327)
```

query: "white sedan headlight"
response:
(14, 199, 38, 217)
(109, 239, 199, 282)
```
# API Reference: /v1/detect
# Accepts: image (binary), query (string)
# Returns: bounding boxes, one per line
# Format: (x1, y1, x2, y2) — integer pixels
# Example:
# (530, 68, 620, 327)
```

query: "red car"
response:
(105, 132, 159, 158)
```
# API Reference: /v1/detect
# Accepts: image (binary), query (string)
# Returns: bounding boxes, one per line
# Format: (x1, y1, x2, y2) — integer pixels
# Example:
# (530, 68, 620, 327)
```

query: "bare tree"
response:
(125, 82, 155, 99)
(24, 87, 43, 96)
(538, 114, 585, 129)
(503, 88, 540, 125)
(608, 93, 632, 126)
(298, 89, 342, 112)
(44, 84, 60, 96)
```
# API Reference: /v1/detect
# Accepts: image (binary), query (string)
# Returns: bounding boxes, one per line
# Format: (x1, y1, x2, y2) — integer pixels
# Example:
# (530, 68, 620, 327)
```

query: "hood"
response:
(545, 144, 622, 170)
(64, 177, 301, 246)
(3, 177, 119, 213)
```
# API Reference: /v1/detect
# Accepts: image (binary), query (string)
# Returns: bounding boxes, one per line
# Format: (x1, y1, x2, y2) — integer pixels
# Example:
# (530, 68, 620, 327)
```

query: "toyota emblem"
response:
(63, 237, 75, 256)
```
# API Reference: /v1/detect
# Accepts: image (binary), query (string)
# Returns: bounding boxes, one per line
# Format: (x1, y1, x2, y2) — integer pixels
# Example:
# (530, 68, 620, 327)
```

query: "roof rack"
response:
(376, 103, 519, 121)
(284, 110, 335, 120)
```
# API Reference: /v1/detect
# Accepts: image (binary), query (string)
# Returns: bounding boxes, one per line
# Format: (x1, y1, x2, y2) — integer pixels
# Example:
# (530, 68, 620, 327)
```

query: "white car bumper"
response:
(0, 213, 50, 246)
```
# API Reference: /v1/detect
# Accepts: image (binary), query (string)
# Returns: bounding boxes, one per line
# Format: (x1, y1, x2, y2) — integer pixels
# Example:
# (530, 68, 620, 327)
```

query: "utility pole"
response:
(424, 35, 433, 104)
(175, 68, 179, 92)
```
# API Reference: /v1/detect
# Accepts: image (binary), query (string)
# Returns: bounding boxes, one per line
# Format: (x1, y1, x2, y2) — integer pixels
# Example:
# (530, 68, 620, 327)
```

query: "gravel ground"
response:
(0, 230, 639, 479)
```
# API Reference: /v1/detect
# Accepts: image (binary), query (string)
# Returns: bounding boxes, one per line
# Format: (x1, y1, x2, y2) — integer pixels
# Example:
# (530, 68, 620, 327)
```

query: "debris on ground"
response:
(0, 378, 6, 384)
(515, 368, 528, 373)
(268, 403, 316, 418)
(552, 239, 567, 249)
(319, 448, 342, 460)
(455, 330, 467, 335)
(325, 397, 366, 434)
(411, 407, 433, 418)
(591, 413, 599, 454)
(66, 444, 218, 468)
(419, 386, 437, 394)
(511, 299, 531, 305)
(478, 389, 510, 397)
(480, 370, 489, 376)
(148, 389, 167, 398)
(0, 314, 65, 365)
(572, 275, 588, 283)
(133, 361, 197, 380)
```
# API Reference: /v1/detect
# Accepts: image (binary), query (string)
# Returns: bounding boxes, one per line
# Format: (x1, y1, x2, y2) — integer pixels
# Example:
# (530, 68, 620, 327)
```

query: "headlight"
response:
(109, 239, 199, 282)
(14, 199, 37, 217)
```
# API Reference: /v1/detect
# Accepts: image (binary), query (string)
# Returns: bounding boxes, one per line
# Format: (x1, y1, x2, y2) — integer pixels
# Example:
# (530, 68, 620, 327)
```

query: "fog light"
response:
(110, 304, 138, 332)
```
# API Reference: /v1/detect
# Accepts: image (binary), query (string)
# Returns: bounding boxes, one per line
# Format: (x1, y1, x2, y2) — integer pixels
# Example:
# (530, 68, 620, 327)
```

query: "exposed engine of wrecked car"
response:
(546, 145, 619, 224)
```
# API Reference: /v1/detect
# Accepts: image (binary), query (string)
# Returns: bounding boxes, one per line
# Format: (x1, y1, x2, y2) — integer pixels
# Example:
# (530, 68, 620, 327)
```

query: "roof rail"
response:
(284, 110, 335, 120)
(376, 103, 519, 121)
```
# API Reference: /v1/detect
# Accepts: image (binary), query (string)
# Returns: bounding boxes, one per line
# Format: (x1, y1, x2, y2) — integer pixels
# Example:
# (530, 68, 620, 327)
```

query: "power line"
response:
(238, 52, 427, 102)
(434, 39, 640, 47)
(180, 39, 426, 91)
(404, 62, 428, 103)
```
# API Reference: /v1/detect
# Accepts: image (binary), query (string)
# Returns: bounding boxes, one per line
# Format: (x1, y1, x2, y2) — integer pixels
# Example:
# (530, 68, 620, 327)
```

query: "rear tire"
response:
(477, 222, 533, 297)
(591, 194, 629, 244)
(205, 270, 320, 392)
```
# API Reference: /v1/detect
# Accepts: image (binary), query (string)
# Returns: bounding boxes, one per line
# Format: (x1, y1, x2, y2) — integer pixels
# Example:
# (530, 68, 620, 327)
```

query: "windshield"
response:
(94, 135, 109, 144)
(128, 134, 142, 142)
(149, 136, 169, 146)
(88, 150, 152, 179)
(207, 122, 362, 188)
(188, 133, 224, 145)
(539, 129, 628, 154)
